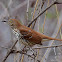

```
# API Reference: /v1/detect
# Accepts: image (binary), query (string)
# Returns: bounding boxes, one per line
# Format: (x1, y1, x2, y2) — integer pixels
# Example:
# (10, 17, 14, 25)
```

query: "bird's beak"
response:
(2, 21, 7, 22)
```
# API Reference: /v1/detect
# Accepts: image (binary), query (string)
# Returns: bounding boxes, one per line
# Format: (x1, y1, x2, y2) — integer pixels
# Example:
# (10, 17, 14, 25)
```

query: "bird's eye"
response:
(9, 20, 13, 25)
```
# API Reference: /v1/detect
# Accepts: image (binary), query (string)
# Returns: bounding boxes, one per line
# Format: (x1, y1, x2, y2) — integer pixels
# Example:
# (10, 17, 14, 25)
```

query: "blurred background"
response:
(0, 0, 62, 62)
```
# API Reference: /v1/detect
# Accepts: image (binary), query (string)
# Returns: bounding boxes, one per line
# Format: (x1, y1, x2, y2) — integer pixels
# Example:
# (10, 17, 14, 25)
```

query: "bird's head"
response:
(2, 19, 22, 29)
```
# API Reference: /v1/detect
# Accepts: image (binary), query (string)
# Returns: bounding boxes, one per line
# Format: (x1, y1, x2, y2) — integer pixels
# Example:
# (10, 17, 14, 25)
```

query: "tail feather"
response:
(39, 33, 62, 41)
(43, 35, 62, 41)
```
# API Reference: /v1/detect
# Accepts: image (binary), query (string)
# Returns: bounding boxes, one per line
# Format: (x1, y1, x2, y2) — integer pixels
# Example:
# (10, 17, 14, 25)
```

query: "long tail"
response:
(41, 34, 62, 41)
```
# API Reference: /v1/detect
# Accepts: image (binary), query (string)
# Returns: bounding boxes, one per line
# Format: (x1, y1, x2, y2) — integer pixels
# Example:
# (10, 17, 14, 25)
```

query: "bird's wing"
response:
(20, 28, 32, 38)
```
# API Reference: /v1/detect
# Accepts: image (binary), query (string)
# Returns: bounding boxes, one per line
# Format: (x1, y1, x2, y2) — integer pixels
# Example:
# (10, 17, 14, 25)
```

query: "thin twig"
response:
(32, 0, 39, 21)
(31, 0, 39, 29)
(11, 50, 35, 59)
(42, 0, 49, 33)
(35, 49, 39, 62)
(41, 0, 46, 9)
(26, 0, 29, 21)
(21, 54, 24, 62)
(2, 40, 18, 62)
(41, 13, 62, 62)
(28, 0, 62, 27)
(55, 3, 62, 54)
(11, 49, 41, 62)
(33, 44, 62, 49)
(32, 0, 46, 29)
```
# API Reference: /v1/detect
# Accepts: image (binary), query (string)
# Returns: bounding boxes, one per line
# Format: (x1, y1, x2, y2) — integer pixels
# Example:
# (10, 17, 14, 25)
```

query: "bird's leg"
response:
(21, 46, 27, 53)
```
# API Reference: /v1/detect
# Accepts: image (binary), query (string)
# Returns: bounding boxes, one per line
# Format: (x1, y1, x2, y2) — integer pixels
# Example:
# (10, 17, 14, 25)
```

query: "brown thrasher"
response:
(2, 19, 62, 46)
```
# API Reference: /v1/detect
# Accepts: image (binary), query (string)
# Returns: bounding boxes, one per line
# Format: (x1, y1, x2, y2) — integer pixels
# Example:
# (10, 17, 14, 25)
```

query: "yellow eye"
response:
(8, 20, 13, 26)
(9, 19, 15, 24)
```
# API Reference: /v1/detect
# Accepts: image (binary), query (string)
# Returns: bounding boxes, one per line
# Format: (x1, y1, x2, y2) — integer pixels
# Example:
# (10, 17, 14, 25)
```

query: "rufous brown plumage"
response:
(3, 19, 62, 46)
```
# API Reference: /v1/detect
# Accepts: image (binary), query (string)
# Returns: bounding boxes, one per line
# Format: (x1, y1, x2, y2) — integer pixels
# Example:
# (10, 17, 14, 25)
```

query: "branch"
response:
(41, 0, 46, 9)
(0, 45, 34, 58)
(41, 14, 62, 62)
(1, 44, 62, 50)
(2, 40, 18, 62)
(33, 44, 62, 49)
(10, 50, 40, 62)
(28, 0, 62, 27)
(11, 49, 35, 59)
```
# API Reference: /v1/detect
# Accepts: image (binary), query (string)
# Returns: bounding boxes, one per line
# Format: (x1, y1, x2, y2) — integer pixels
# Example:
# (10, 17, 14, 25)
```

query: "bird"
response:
(2, 19, 62, 46)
